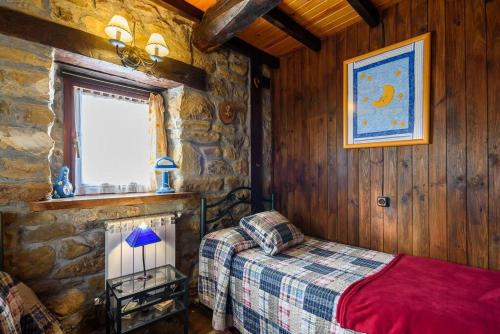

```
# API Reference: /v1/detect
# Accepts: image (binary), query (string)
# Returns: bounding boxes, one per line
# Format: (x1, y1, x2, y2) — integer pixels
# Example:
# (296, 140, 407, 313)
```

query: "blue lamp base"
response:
(157, 186, 175, 194)
(156, 170, 175, 194)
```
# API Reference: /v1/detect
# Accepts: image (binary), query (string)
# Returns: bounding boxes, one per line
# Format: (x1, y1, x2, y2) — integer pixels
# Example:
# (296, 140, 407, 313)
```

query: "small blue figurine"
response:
(53, 166, 74, 199)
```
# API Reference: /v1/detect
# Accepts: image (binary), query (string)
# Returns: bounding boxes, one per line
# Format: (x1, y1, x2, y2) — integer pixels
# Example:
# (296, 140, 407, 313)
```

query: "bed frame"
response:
(199, 187, 274, 241)
(0, 213, 3, 271)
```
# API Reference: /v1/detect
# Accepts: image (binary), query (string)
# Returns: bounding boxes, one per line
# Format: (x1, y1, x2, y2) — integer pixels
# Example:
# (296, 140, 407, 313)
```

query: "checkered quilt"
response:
(0, 271, 62, 334)
(199, 227, 394, 333)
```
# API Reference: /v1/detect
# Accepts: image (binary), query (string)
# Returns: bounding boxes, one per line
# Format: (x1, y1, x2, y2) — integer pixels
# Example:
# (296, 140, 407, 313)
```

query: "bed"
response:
(198, 188, 392, 334)
(198, 188, 500, 334)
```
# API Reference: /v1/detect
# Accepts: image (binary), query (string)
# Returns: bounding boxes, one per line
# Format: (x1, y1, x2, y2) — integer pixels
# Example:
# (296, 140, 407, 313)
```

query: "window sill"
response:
(30, 192, 198, 212)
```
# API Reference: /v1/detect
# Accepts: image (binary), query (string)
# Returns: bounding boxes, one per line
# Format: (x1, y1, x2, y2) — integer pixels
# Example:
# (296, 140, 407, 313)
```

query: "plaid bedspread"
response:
(199, 227, 394, 333)
(0, 272, 62, 334)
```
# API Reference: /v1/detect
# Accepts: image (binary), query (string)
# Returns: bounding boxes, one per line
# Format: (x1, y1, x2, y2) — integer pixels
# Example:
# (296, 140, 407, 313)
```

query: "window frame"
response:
(63, 74, 152, 192)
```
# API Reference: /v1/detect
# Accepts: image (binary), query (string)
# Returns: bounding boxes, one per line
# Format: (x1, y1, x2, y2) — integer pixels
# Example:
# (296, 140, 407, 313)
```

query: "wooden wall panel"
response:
(326, 37, 339, 242)
(486, 0, 500, 270)
(271, 0, 500, 270)
(346, 25, 359, 247)
(445, 0, 467, 265)
(464, 0, 488, 268)
(336, 30, 349, 244)
(385, 5, 401, 255)
(427, 0, 447, 261)
(410, 0, 429, 258)
(368, 23, 385, 253)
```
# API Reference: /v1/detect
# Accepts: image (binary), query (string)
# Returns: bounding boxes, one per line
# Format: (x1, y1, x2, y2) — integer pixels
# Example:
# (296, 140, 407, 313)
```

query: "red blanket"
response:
(336, 254, 500, 334)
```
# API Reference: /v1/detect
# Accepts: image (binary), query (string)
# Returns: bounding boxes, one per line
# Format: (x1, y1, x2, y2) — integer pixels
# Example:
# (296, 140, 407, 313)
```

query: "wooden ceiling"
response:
(185, 0, 399, 56)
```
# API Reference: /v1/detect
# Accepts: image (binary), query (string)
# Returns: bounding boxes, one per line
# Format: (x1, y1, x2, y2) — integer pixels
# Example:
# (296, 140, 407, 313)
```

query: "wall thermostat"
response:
(377, 196, 390, 207)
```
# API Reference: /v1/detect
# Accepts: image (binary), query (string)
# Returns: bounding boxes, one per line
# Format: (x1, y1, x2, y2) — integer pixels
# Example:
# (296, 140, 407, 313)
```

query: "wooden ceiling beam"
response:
(159, 0, 280, 68)
(0, 6, 206, 90)
(224, 38, 279, 68)
(160, 0, 204, 21)
(346, 0, 380, 27)
(192, 0, 281, 52)
(263, 8, 321, 52)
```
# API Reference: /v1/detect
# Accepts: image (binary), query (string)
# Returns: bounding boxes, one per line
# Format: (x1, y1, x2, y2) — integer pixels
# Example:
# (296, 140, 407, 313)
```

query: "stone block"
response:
(192, 50, 217, 73)
(54, 250, 104, 279)
(22, 103, 55, 126)
(0, 183, 52, 204)
(179, 119, 211, 131)
(48, 288, 87, 317)
(229, 52, 249, 76)
(224, 176, 245, 190)
(179, 90, 214, 121)
(59, 310, 85, 333)
(4, 211, 57, 227)
(83, 230, 105, 248)
(180, 130, 220, 144)
(222, 147, 238, 160)
(59, 239, 91, 259)
(232, 160, 249, 176)
(233, 84, 248, 101)
(0, 68, 50, 101)
(174, 177, 224, 193)
(0, 44, 52, 69)
(7, 245, 55, 280)
(205, 160, 233, 176)
(201, 146, 222, 158)
(81, 15, 106, 35)
(208, 77, 231, 98)
(0, 157, 50, 180)
(173, 143, 201, 175)
(28, 280, 62, 297)
(87, 274, 105, 293)
(23, 223, 76, 243)
(0, 126, 54, 156)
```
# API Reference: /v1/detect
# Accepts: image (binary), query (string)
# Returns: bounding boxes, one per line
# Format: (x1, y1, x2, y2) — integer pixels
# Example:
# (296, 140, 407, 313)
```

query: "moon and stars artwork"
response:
(344, 33, 430, 148)
(354, 54, 413, 138)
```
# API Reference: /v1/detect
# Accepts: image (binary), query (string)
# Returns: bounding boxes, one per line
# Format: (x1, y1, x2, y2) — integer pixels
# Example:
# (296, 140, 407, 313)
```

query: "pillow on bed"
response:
(239, 210, 304, 255)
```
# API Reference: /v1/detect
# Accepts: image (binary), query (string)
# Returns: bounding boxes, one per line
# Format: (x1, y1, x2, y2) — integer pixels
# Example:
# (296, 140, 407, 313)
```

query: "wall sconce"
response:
(105, 15, 169, 71)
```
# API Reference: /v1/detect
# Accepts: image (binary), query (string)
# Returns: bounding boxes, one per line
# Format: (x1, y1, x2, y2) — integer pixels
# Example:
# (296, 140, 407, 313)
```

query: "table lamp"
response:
(126, 223, 161, 280)
(155, 157, 178, 194)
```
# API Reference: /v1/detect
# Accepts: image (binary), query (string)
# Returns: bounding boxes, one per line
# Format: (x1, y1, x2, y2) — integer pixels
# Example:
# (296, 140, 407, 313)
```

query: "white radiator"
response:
(104, 213, 178, 280)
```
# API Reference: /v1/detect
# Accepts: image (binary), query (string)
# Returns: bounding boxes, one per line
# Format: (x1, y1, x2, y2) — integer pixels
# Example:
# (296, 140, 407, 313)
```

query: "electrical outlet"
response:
(377, 196, 390, 207)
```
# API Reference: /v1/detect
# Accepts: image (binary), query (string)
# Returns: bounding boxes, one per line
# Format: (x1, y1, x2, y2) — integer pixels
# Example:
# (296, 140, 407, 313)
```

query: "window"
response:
(64, 75, 154, 195)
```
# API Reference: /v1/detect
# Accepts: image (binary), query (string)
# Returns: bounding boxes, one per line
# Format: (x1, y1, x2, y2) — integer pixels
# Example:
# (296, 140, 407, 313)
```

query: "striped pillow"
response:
(239, 211, 304, 255)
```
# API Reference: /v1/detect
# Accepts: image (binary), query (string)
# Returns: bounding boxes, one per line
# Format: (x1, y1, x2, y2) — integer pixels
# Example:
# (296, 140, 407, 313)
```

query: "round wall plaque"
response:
(219, 101, 237, 125)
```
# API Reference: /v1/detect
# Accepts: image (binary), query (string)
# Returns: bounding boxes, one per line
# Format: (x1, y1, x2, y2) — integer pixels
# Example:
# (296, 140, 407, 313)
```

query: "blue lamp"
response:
(155, 157, 178, 194)
(126, 224, 161, 280)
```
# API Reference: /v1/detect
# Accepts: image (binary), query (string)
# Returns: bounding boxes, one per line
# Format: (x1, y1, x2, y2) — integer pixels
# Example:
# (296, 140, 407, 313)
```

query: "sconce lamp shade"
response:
(126, 224, 161, 248)
(105, 15, 133, 47)
(145, 33, 169, 61)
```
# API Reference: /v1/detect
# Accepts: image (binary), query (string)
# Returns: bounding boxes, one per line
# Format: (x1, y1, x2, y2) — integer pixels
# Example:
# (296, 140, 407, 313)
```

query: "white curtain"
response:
(148, 93, 168, 191)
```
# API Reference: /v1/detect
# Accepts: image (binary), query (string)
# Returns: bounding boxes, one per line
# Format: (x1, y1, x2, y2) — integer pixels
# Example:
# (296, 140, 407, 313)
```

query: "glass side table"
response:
(105, 264, 188, 334)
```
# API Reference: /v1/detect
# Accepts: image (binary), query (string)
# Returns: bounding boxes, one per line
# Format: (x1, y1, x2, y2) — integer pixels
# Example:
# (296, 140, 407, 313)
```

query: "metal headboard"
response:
(199, 187, 274, 240)
(0, 212, 4, 271)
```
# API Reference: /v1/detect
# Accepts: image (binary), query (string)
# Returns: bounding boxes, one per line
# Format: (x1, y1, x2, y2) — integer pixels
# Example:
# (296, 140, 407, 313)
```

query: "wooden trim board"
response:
(30, 192, 198, 211)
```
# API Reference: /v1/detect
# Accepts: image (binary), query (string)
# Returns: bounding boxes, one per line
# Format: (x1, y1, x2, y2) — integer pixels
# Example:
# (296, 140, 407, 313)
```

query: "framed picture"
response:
(343, 33, 430, 148)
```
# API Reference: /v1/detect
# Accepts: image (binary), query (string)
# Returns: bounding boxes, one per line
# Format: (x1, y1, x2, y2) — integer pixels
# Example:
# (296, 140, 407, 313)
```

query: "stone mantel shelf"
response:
(30, 192, 199, 212)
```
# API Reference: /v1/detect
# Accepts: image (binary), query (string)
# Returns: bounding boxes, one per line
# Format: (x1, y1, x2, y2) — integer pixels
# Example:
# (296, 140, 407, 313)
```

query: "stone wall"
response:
(0, 0, 249, 332)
